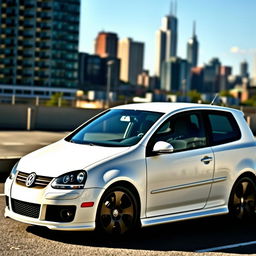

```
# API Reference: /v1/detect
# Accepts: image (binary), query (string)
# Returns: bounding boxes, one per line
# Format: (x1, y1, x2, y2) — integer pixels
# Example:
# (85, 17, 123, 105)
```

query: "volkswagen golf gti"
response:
(4, 103, 256, 235)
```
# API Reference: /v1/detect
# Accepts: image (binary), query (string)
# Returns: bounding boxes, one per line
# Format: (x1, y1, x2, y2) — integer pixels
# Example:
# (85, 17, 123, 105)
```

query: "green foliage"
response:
(46, 93, 68, 107)
(219, 90, 234, 98)
(187, 90, 201, 103)
(243, 94, 256, 106)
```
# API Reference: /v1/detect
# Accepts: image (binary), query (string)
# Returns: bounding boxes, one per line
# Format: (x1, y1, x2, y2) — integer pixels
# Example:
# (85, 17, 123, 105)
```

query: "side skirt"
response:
(141, 206, 228, 227)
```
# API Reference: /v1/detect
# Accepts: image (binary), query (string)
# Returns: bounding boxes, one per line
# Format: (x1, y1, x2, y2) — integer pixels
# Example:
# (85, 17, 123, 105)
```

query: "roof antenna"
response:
(210, 93, 219, 105)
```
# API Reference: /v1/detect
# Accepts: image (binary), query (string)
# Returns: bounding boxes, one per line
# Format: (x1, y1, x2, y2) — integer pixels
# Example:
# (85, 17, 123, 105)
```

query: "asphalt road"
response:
(1, 180, 256, 255)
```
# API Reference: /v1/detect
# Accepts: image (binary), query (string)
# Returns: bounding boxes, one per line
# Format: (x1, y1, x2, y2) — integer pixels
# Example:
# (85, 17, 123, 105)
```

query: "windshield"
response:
(67, 109, 163, 147)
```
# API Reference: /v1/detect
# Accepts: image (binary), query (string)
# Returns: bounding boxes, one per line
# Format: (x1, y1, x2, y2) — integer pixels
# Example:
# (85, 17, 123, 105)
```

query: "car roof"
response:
(112, 102, 242, 115)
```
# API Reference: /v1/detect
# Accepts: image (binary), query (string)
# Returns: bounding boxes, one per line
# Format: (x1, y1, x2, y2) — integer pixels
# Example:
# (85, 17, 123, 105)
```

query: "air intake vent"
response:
(11, 198, 40, 219)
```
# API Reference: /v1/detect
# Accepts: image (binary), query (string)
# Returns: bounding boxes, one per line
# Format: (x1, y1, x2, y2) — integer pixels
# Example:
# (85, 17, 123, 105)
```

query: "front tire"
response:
(96, 186, 139, 235)
(229, 176, 256, 220)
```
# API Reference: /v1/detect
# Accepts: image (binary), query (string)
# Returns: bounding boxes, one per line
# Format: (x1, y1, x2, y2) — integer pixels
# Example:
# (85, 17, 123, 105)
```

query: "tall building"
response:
(94, 31, 118, 58)
(203, 58, 221, 93)
(219, 66, 232, 91)
(155, 1, 178, 77)
(79, 53, 120, 91)
(0, 0, 80, 88)
(190, 67, 204, 92)
(240, 60, 249, 78)
(118, 38, 144, 85)
(187, 21, 199, 68)
(161, 57, 188, 92)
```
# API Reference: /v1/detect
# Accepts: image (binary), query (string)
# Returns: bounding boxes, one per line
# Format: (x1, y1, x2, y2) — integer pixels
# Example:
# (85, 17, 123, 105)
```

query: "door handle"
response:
(201, 156, 213, 164)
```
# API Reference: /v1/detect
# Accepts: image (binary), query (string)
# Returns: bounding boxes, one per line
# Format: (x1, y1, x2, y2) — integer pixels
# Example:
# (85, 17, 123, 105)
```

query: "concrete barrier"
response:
(0, 104, 256, 133)
(33, 106, 102, 131)
(0, 104, 103, 131)
(0, 105, 27, 130)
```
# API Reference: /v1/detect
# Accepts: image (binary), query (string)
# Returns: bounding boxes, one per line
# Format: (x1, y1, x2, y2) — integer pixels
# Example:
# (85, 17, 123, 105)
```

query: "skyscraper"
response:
(187, 22, 199, 68)
(161, 57, 189, 93)
(155, 1, 178, 77)
(0, 0, 80, 88)
(240, 60, 249, 78)
(95, 32, 118, 58)
(118, 38, 144, 85)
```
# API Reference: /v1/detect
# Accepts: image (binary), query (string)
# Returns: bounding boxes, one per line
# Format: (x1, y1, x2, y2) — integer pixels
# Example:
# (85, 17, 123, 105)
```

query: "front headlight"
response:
(9, 161, 19, 180)
(51, 170, 87, 189)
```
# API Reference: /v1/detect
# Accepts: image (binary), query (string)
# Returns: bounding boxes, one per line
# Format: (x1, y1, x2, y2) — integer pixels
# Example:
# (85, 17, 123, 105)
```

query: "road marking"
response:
(196, 240, 256, 252)
(2, 142, 25, 146)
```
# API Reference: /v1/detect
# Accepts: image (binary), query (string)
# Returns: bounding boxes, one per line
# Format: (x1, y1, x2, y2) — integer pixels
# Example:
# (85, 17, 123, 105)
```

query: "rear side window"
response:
(208, 112, 241, 145)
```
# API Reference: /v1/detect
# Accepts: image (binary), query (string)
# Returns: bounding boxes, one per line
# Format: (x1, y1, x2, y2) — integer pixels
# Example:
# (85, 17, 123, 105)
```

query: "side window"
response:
(208, 112, 241, 145)
(152, 112, 206, 152)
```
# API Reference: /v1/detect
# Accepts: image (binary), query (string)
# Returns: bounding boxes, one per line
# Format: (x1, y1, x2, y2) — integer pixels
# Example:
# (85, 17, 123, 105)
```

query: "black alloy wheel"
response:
(97, 186, 139, 235)
(229, 176, 256, 220)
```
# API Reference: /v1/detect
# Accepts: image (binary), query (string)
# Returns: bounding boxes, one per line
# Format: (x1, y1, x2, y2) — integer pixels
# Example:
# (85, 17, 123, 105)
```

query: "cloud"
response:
(230, 46, 256, 55)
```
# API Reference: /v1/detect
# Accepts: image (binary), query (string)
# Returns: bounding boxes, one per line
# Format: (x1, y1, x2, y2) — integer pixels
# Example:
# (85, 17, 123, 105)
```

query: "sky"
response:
(79, 0, 256, 76)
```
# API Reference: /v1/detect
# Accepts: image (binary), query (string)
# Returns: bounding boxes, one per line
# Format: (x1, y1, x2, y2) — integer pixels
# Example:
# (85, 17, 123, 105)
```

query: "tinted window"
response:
(150, 112, 206, 153)
(208, 112, 241, 145)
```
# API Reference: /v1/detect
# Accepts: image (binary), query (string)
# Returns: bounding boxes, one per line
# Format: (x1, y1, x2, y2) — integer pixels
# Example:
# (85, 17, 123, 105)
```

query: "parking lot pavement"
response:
(1, 131, 256, 255)
(0, 193, 256, 256)
(0, 131, 68, 158)
(0, 131, 68, 176)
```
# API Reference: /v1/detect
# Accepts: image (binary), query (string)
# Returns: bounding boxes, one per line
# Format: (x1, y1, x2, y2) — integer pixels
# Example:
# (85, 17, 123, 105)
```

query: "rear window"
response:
(208, 112, 241, 145)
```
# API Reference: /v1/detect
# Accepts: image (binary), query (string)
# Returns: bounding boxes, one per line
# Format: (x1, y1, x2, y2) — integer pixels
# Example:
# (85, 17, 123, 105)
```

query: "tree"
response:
(46, 93, 68, 107)
(187, 90, 201, 103)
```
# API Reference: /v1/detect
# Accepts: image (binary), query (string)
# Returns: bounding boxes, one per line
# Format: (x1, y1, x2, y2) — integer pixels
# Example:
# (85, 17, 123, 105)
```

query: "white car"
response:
(4, 103, 256, 235)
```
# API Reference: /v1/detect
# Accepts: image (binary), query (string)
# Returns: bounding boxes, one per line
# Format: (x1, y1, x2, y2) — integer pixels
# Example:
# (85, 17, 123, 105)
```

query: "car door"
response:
(146, 111, 214, 217)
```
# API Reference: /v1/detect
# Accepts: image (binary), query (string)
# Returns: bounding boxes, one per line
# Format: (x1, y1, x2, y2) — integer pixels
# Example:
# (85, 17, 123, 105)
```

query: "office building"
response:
(240, 60, 249, 78)
(160, 57, 188, 92)
(137, 70, 154, 89)
(79, 53, 120, 92)
(187, 21, 199, 68)
(190, 67, 204, 92)
(95, 31, 118, 58)
(118, 38, 144, 85)
(0, 0, 80, 88)
(155, 1, 178, 77)
(219, 66, 232, 91)
(203, 58, 221, 93)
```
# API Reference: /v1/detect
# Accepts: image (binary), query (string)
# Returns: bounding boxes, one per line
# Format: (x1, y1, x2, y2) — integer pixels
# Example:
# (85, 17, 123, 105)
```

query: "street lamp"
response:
(106, 60, 114, 108)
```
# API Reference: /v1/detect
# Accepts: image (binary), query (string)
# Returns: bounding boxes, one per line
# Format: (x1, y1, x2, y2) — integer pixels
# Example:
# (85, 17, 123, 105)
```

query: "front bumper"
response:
(4, 177, 104, 231)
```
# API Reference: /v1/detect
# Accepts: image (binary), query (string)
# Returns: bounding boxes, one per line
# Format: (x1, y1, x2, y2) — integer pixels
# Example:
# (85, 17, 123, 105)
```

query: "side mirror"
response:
(152, 141, 174, 154)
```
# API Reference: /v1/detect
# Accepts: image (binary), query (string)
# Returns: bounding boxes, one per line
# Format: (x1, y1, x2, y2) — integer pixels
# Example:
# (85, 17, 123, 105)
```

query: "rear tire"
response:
(96, 186, 139, 235)
(228, 176, 256, 220)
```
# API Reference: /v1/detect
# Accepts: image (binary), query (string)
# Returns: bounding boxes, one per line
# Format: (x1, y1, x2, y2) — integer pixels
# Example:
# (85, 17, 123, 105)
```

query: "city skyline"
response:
(80, 0, 256, 76)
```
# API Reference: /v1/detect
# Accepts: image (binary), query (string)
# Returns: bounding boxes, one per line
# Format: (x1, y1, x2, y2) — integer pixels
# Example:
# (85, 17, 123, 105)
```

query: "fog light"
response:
(45, 205, 76, 222)
(60, 208, 74, 222)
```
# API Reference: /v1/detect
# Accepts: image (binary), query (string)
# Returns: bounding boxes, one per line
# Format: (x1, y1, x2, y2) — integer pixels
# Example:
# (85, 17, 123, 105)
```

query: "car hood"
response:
(17, 139, 129, 177)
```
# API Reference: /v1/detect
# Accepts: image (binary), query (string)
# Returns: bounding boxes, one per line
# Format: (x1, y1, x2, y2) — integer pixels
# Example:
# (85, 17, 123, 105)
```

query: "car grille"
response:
(16, 171, 53, 188)
(11, 198, 40, 219)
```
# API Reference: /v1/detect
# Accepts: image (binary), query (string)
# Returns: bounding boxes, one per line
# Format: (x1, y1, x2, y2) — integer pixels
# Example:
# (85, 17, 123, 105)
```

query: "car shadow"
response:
(26, 215, 256, 253)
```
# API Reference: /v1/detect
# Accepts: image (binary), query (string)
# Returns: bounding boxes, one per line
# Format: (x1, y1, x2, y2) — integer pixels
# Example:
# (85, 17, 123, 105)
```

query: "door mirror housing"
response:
(152, 141, 174, 154)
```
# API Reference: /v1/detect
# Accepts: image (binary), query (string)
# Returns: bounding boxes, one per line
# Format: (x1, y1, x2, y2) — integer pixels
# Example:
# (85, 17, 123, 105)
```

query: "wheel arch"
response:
(228, 171, 256, 204)
(101, 180, 141, 217)
(95, 180, 142, 233)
